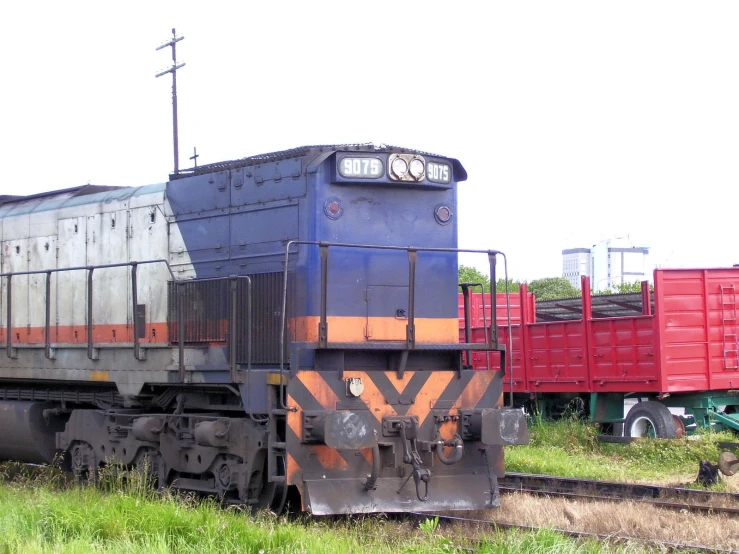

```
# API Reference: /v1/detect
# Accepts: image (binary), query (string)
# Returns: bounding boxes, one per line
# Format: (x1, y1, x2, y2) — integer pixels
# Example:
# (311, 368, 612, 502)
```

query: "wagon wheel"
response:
(672, 415, 686, 438)
(624, 401, 677, 439)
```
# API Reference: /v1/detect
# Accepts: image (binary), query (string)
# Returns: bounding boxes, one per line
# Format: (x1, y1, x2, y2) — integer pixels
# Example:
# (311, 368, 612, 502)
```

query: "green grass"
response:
(505, 416, 736, 485)
(0, 463, 660, 554)
(0, 420, 731, 553)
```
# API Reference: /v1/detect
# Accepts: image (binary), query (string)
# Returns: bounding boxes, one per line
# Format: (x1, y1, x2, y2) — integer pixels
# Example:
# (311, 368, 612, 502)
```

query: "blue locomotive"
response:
(0, 143, 527, 514)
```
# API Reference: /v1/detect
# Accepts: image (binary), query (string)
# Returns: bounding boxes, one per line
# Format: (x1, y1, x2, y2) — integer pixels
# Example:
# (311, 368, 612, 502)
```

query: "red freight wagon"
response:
(456, 290, 534, 328)
(458, 268, 739, 438)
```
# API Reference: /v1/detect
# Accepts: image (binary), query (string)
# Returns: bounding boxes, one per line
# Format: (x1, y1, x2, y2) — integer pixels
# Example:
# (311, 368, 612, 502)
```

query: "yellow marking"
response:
(297, 371, 340, 410)
(359, 447, 374, 466)
(387, 370, 415, 395)
(438, 420, 458, 441)
(90, 371, 109, 382)
(453, 371, 494, 410)
(437, 419, 459, 460)
(287, 453, 301, 486)
(344, 370, 397, 423)
(309, 445, 349, 470)
(286, 394, 302, 442)
(406, 372, 455, 427)
(292, 316, 459, 343)
(266, 372, 287, 386)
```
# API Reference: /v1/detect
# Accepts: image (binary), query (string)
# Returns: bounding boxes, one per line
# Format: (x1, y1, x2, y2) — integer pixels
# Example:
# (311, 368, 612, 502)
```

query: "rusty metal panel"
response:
(56, 217, 87, 342)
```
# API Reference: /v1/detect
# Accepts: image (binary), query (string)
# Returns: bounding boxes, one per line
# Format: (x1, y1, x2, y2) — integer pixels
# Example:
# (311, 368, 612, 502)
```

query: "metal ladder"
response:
(720, 285, 739, 370)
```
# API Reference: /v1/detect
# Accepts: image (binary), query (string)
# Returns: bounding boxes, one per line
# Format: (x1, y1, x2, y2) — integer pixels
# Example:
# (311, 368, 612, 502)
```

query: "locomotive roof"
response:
(0, 144, 464, 214)
(169, 143, 466, 180)
(0, 184, 125, 207)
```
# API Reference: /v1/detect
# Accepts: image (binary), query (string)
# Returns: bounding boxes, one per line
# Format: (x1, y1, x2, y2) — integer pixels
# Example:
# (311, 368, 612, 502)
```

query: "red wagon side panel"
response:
(656, 269, 739, 393)
(457, 292, 529, 328)
(589, 316, 659, 393)
(461, 325, 527, 391)
(458, 288, 532, 393)
(526, 320, 588, 392)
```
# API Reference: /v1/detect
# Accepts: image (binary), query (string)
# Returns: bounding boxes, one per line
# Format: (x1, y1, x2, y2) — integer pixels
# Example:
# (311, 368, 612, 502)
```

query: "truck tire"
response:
(624, 401, 677, 439)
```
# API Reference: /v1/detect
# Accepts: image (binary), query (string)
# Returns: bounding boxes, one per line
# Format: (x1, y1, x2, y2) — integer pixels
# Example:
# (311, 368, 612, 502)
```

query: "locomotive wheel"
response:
(252, 455, 288, 515)
(70, 442, 98, 485)
(625, 401, 677, 439)
(134, 448, 164, 490)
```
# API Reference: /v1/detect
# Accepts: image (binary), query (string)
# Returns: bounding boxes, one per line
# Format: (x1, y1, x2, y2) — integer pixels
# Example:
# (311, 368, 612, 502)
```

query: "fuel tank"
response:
(0, 401, 68, 464)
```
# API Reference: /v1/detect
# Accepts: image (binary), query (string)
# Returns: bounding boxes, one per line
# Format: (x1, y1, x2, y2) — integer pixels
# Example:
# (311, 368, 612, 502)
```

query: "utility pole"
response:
(156, 28, 185, 175)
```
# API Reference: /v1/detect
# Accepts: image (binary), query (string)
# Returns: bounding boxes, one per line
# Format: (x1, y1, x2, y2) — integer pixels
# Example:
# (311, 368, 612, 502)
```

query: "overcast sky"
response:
(1, 1, 737, 281)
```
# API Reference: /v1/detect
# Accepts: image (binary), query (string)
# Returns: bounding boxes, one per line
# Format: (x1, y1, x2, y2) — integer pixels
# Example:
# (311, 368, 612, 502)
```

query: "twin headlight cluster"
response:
(389, 154, 426, 181)
(337, 153, 452, 185)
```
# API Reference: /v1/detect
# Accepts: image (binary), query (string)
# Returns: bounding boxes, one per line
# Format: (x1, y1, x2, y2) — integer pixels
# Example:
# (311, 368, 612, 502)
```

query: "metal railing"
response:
(1, 263, 256, 387)
(1, 260, 175, 362)
(278, 240, 515, 408)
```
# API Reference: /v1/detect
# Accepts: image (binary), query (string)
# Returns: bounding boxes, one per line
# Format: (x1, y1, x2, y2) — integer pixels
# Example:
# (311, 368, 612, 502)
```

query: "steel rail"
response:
(407, 511, 739, 554)
(501, 472, 739, 507)
(499, 485, 739, 517)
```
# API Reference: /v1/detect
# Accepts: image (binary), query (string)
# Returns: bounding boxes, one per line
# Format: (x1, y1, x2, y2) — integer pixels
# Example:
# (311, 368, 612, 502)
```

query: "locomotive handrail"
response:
(279, 240, 515, 409)
(1, 259, 175, 362)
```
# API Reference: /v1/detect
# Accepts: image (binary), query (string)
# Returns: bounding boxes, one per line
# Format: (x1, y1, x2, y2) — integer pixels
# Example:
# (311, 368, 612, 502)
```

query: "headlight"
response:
(409, 157, 425, 179)
(390, 157, 408, 179)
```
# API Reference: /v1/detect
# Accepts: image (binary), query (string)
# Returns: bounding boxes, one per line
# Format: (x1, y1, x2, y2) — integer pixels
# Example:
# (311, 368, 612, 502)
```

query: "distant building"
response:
(562, 248, 591, 288)
(562, 238, 650, 291)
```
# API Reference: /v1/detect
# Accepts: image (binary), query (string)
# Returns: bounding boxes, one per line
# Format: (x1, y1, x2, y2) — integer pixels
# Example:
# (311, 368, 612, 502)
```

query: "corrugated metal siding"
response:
(589, 316, 658, 392)
(657, 269, 739, 392)
(526, 321, 588, 392)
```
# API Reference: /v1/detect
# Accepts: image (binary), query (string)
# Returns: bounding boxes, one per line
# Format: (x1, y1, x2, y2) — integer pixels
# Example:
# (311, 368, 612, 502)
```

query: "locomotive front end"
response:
(282, 147, 528, 514)
(286, 365, 527, 514)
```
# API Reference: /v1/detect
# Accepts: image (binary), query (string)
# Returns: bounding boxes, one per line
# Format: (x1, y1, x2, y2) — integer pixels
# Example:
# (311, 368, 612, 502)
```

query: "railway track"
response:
(408, 511, 739, 554)
(499, 472, 739, 516)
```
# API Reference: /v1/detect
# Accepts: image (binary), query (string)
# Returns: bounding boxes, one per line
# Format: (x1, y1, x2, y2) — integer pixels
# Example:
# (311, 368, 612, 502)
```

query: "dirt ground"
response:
(465, 490, 739, 552)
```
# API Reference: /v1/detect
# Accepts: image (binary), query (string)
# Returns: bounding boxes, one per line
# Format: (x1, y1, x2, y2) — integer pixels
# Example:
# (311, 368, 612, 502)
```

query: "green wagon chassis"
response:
(527, 391, 739, 439)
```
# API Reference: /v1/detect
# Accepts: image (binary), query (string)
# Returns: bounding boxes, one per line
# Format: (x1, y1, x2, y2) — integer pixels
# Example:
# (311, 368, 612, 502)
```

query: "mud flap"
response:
(303, 474, 499, 515)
